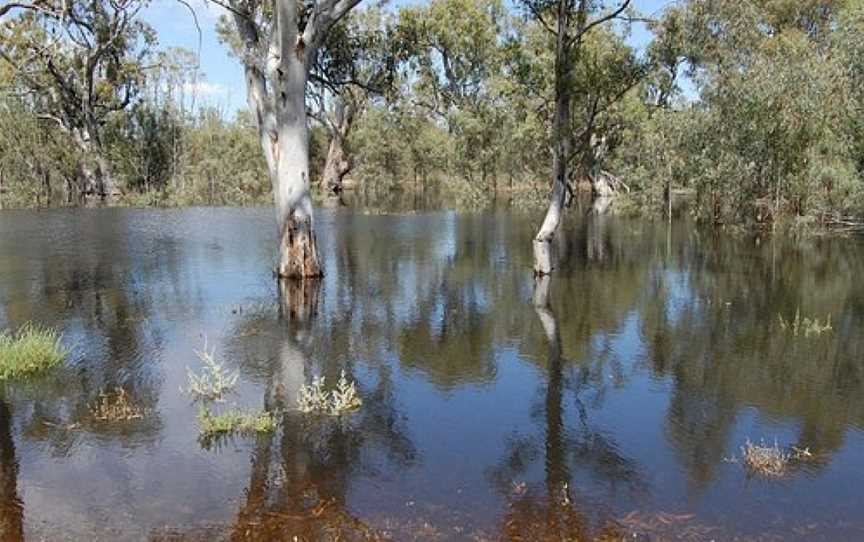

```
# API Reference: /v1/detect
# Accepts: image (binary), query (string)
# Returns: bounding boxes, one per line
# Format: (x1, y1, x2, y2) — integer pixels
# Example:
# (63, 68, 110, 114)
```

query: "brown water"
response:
(0, 207, 863, 541)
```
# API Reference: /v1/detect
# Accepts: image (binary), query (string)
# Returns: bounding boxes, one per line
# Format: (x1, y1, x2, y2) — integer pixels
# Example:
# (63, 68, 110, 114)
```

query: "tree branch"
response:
(569, 0, 632, 46)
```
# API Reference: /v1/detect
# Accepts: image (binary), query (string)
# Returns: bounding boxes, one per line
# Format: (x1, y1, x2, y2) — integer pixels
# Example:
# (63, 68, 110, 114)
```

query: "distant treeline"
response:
(1, 0, 863, 227)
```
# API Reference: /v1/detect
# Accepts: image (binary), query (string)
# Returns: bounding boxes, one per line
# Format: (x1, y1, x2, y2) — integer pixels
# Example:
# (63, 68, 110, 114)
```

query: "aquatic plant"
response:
(741, 439, 789, 477)
(197, 407, 275, 437)
(90, 387, 147, 422)
(297, 370, 362, 415)
(778, 309, 832, 337)
(184, 342, 239, 401)
(297, 375, 330, 413)
(736, 439, 813, 477)
(0, 323, 66, 380)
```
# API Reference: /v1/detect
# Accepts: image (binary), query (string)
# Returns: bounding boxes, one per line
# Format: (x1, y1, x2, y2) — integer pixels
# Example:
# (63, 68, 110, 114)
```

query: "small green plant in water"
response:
(0, 323, 66, 380)
(197, 407, 276, 438)
(297, 370, 362, 415)
(183, 342, 239, 401)
(778, 308, 832, 337)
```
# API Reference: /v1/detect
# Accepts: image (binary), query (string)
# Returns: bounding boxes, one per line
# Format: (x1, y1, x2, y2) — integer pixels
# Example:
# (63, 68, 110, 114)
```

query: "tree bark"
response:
(271, 57, 322, 279)
(231, 0, 369, 280)
(532, 0, 582, 276)
(74, 129, 120, 203)
(320, 97, 353, 199)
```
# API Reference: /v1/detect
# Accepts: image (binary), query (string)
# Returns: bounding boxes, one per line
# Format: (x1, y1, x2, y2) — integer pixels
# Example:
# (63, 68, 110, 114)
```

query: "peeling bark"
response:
(278, 211, 322, 279)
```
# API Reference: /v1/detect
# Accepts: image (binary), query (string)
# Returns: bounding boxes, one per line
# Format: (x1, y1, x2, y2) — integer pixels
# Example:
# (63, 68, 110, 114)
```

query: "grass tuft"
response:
(197, 407, 276, 438)
(0, 323, 66, 380)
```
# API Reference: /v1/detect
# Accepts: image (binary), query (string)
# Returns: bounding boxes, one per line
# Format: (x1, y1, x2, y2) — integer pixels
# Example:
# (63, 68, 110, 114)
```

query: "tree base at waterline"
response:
(276, 215, 323, 280)
(533, 237, 556, 276)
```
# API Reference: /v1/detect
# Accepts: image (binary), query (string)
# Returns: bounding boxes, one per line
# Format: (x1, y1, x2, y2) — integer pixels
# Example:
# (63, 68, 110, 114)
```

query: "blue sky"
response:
(143, 0, 679, 114)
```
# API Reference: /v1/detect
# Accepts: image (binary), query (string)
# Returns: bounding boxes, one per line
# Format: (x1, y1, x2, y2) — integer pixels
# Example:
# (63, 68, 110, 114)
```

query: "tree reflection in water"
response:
(219, 279, 418, 540)
(484, 275, 644, 541)
(0, 400, 23, 542)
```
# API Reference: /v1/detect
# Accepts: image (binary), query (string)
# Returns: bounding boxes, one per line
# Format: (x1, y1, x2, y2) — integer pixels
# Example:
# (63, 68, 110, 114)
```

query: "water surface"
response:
(1, 207, 863, 540)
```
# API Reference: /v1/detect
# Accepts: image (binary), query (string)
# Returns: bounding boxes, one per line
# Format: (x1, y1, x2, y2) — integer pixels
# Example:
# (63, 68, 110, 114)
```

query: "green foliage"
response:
(623, 0, 864, 227)
(2, 0, 864, 227)
(0, 323, 66, 380)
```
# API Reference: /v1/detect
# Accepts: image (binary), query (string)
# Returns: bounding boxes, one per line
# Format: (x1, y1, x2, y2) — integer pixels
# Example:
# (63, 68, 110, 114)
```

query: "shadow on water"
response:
(1, 208, 864, 539)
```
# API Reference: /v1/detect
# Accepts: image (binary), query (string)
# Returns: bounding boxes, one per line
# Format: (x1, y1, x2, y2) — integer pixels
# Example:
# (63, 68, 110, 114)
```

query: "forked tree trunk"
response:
(231, 0, 364, 281)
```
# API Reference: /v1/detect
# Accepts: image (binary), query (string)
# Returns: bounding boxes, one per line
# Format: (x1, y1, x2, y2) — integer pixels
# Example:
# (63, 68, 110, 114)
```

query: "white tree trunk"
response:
(231, 0, 365, 279)
(269, 57, 322, 279)
(533, 177, 566, 275)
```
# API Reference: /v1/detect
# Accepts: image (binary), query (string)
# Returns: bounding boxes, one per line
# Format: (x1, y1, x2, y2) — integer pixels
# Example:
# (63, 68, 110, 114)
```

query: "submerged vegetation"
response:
(729, 439, 814, 478)
(297, 371, 363, 415)
(197, 407, 276, 438)
(90, 387, 148, 422)
(778, 309, 833, 337)
(0, 323, 66, 380)
(183, 343, 239, 401)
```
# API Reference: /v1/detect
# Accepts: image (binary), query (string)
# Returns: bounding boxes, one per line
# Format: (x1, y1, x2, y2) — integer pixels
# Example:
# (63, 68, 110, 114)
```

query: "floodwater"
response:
(0, 206, 863, 541)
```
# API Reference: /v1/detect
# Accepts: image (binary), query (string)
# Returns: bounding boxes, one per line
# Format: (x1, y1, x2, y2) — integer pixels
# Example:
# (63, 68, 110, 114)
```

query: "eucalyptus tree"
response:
(311, 7, 401, 199)
(645, 0, 857, 225)
(218, 0, 365, 279)
(0, 0, 154, 201)
(397, 0, 509, 186)
(521, 0, 633, 275)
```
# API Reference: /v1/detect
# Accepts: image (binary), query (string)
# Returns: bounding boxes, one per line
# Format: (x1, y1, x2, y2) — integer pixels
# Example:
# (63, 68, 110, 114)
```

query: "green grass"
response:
(0, 323, 66, 380)
(197, 407, 276, 438)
